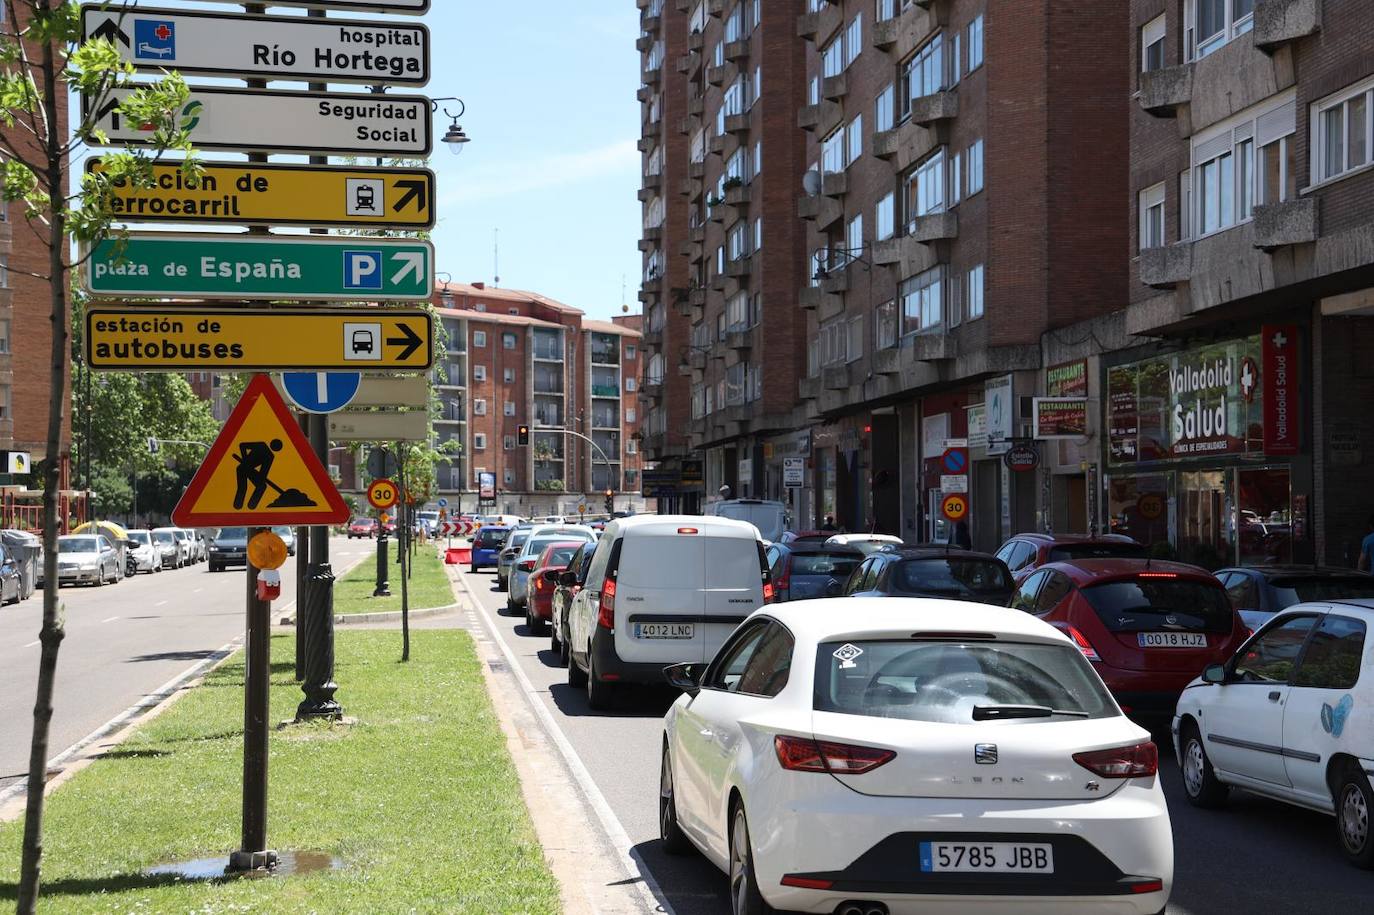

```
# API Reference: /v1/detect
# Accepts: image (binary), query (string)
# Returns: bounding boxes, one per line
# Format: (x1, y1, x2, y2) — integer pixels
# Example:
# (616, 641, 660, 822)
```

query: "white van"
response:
(704, 498, 787, 542)
(565, 515, 772, 709)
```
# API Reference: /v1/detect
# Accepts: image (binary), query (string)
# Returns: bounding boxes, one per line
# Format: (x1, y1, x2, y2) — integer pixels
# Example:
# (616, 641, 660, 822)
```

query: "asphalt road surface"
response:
(0, 536, 373, 795)
(458, 565, 1374, 915)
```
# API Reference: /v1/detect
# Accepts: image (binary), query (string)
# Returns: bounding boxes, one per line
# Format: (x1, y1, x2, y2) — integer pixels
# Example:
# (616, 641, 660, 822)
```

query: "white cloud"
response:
(439, 139, 639, 204)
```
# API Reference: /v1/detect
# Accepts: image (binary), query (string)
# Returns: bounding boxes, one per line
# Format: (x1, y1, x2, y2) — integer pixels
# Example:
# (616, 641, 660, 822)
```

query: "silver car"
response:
(125, 530, 164, 574)
(56, 535, 120, 586)
(151, 529, 183, 568)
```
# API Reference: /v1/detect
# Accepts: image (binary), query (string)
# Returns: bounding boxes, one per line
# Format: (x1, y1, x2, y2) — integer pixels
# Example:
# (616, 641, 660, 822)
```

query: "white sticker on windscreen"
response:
(832, 643, 864, 669)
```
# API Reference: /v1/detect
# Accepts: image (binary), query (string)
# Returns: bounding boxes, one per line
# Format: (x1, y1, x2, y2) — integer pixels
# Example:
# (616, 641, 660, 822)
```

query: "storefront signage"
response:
(738, 457, 753, 485)
(1004, 443, 1040, 473)
(641, 467, 682, 497)
(681, 459, 705, 487)
(1107, 337, 1266, 466)
(783, 457, 804, 488)
(985, 375, 1014, 455)
(1262, 324, 1301, 456)
(1046, 360, 1088, 398)
(966, 403, 988, 450)
(1033, 397, 1088, 439)
(478, 472, 496, 501)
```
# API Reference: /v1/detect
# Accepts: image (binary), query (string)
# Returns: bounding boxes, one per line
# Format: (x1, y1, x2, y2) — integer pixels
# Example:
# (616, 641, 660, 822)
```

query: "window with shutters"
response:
(1189, 90, 1294, 239)
(1312, 75, 1374, 185)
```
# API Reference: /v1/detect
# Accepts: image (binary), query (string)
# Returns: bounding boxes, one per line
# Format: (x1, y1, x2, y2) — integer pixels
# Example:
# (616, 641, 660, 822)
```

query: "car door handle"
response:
(1268, 691, 1282, 702)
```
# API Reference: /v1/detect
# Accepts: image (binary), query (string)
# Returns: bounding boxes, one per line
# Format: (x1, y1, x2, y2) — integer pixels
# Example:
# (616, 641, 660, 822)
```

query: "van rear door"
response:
(701, 536, 765, 660)
(615, 531, 707, 666)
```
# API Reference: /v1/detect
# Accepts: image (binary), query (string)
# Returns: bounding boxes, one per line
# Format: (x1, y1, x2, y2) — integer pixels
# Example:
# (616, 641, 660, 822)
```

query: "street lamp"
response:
(434, 98, 470, 157)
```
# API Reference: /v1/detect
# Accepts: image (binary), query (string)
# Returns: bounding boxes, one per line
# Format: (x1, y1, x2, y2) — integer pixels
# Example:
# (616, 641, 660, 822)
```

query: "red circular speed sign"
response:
(941, 493, 969, 522)
(367, 478, 399, 510)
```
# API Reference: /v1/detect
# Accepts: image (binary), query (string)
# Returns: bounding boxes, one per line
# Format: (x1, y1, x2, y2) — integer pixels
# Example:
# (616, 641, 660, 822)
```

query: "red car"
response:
(524, 541, 586, 635)
(1009, 558, 1246, 721)
(995, 532, 1146, 583)
(347, 517, 377, 539)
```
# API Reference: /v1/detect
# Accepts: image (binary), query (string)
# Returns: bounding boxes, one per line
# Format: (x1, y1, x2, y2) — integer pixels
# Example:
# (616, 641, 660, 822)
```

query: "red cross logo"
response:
(155, 24, 171, 41)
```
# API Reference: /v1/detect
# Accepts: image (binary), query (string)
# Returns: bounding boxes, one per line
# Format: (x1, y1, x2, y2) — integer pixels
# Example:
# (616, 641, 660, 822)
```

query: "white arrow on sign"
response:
(391, 251, 426, 286)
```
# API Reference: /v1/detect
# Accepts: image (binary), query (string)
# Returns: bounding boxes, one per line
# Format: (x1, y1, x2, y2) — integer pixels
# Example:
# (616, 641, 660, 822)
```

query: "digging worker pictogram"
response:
(231, 439, 318, 510)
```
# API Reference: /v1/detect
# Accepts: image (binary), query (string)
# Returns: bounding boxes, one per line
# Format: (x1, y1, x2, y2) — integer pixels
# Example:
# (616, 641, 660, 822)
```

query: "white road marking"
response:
(101, 616, 120, 623)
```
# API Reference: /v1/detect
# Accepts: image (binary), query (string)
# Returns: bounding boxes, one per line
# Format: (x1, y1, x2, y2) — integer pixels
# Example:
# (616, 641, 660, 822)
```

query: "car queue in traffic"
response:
(457, 502, 1374, 915)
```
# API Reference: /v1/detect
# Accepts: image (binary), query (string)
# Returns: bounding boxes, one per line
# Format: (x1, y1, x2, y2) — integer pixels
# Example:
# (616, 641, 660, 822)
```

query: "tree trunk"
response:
(18, 9, 70, 911)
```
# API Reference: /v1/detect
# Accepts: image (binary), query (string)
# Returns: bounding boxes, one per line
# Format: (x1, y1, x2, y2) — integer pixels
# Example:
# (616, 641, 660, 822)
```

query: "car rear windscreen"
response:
(790, 552, 862, 577)
(1081, 577, 1232, 633)
(1047, 542, 1148, 562)
(891, 559, 1010, 598)
(474, 529, 507, 547)
(542, 546, 580, 567)
(1270, 576, 1374, 606)
(814, 640, 1116, 723)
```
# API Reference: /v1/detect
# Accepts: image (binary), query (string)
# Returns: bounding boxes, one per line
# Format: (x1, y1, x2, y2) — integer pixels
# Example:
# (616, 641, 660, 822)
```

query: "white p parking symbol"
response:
(343, 250, 383, 290)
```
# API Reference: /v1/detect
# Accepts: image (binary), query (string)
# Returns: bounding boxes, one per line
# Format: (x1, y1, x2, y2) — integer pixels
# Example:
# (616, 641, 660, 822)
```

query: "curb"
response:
(331, 603, 460, 625)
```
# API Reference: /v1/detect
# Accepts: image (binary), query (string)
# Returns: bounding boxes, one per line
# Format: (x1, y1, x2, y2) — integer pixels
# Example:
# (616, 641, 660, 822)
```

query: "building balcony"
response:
(823, 364, 850, 391)
(798, 193, 843, 230)
(687, 95, 704, 116)
(910, 331, 956, 362)
(820, 269, 849, 295)
(678, 176, 703, 198)
(799, 375, 821, 400)
(873, 0, 945, 56)
(1254, 0, 1322, 52)
(638, 284, 659, 305)
(708, 131, 728, 155)
(676, 114, 696, 136)
(873, 117, 944, 171)
(799, 286, 842, 313)
(873, 347, 901, 375)
(816, 289, 846, 322)
(797, 2, 843, 45)
(1138, 63, 1193, 118)
(724, 328, 752, 352)
(636, 33, 656, 53)
(639, 12, 661, 33)
(822, 73, 848, 101)
(636, 135, 656, 153)
(674, 292, 699, 319)
(636, 86, 654, 103)
(675, 52, 694, 75)
(723, 112, 751, 135)
(798, 99, 842, 135)
(689, 223, 706, 244)
(723, 183, 750, 207)
(641, 377, 663, 398)
(872, 215, 957, 263)
(637, 173, 662, 201)
(707, 0, 724, 15)
(643, 65, 662, 86)
(1138, 244, 1194, 289)
(1252, 197, 1320, 250)
(590, 382, 622, 399)
(706, 63, 728, 87)
(909, 89, 958, 125)
(643, 326, 663, 347)
(637, 225, 663, 250)
(723, 257, 751, 279)
(688, 160, 706, 179)
(687, 30, 704, 51)
(821, 171, 848, 197)
(724, 39, 749, 63)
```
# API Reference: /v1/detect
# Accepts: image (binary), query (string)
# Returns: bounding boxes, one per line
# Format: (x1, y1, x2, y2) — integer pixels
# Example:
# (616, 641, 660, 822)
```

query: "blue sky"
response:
(426, 2, 643, 320)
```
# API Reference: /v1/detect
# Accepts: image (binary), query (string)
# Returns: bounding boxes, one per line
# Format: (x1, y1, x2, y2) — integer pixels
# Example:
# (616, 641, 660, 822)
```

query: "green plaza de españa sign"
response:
(85, 233, 433, 302)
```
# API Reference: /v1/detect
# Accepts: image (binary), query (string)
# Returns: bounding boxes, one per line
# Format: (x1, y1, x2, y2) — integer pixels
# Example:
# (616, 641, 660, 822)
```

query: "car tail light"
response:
(677, 527, 698, 535)
(597, 578, 616, 629)
(1073, 741, 1158, 779)
(763, 581, 775, 603)
(534, 575, 548, 593)
(1137, 572, 1178, 578)
(519, 559, 536, 572)
(780, 876, 834, 889)
(774, 557, 791, 594)
(774, 735, 895, 774)
(1063, 625, 1101, 662)
(1128, 879, 1164, 894)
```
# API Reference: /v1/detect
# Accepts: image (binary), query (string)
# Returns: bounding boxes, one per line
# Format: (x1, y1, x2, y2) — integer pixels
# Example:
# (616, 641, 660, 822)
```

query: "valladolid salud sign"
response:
(85, 86, 432, 157)
(85, 233, 433, 301)
(83, 6, 430, 86)
(85, 308, 433, 372)
(88, 160, 435, 229)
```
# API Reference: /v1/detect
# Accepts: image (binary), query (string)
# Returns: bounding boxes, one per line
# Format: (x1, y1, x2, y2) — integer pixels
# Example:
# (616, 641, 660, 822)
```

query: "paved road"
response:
(457, 565, 1374, 915)
(0, 536, 373, 794)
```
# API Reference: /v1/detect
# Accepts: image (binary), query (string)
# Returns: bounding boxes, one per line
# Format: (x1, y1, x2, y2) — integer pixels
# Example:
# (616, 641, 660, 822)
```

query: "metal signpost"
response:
(85, 234, 434, 301)
(88, 160, 436, 229)
(84, 308, 433, 371)
(85, 85, 433, 156)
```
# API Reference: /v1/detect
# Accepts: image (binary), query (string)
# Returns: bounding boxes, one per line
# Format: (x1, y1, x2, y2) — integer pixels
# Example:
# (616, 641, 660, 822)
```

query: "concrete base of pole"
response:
(226, 849, 279, 873)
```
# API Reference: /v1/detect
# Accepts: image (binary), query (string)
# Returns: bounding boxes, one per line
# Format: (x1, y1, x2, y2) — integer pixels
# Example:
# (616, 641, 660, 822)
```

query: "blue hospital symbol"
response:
(134, 20, 176, 61)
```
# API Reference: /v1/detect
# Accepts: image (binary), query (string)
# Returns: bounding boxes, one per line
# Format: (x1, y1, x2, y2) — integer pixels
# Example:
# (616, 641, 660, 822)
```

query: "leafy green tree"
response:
(2, 4, 200, 910)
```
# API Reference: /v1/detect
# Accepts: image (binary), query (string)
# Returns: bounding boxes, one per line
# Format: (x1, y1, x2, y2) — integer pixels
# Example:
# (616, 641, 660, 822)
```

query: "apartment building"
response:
(432, 283, 646, 517)
(639, 0, 1129, 546)
(1111, 0, 1374, 568)
(637, 0, 808, 513)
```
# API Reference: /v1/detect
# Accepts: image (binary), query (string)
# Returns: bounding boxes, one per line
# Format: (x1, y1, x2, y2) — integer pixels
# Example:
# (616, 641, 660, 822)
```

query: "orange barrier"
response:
(445, 547, 471, 565)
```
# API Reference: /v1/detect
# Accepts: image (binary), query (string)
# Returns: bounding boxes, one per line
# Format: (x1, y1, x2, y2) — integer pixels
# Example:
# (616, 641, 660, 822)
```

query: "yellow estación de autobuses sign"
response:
(87, 160, 435, 230)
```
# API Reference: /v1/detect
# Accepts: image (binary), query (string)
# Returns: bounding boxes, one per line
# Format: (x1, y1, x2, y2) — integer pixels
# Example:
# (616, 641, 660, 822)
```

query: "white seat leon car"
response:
(659, 599, 1172, 915)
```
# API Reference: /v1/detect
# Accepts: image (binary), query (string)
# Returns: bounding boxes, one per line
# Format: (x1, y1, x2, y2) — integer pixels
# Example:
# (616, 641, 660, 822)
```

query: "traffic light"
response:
(517, 424, 530, 446)
(604, 489, 614, 514)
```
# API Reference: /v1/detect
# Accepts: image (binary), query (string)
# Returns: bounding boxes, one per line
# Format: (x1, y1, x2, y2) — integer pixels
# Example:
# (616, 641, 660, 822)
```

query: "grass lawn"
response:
(333, 545, 457, 615)
(0, 631, 559, 914)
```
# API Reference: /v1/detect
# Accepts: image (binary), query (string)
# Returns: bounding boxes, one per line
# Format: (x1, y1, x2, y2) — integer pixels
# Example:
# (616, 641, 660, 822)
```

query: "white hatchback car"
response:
(660, 599, 1172, 915)
(825, 533, 905, 555)
(1173, 599, 1374, 867)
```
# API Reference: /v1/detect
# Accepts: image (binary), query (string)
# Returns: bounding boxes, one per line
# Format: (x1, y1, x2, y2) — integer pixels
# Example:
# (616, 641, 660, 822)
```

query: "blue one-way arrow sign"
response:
(282, 372, 361, 414)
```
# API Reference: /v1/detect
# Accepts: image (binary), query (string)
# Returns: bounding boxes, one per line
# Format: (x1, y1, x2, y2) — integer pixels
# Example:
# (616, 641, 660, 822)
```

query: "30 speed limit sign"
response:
(941, 492, 969, 522)
(367, 478, 399, 510)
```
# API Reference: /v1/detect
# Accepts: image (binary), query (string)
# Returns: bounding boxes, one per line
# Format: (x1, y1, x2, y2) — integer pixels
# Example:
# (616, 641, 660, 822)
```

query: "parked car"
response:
(823, 532, 904, 555)
(347, 517, 377, 539)
(1174, 600, 1374, 867)
(0, 544, 21, 604)
(469, 525, 510, 573)
(1215, 565, 1374, 631)
(659, 599, 1172, 914)
(550, 543, 595, 666)
(154, 527, 191, 567)
(56, 535, 120, 586)
(150, 529, 183, 568)
(566, 515, 771, 710)
(496, 525, 535, 592)
(208, 527, 250, 572)
(764, 542, 864, 602)
(705, 498, 786, 542)
(524, 541, 587, 634)
(187, 529, 209, 563)
(1010, 559, 1247, 721)
(125, 530, 163, 575)
(508, 525, 597, 614)
(272, 526, 297, 557)
(779, 530, 835, 545)
(996, 533, 1147, 583)
(844, 547, 1016, 605)
(170, 528, 196, 565)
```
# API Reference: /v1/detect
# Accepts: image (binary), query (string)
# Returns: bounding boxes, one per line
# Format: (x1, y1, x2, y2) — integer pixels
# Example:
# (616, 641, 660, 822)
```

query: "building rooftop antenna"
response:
(621, 273, 628, 314)
(493, 227, 500, 288)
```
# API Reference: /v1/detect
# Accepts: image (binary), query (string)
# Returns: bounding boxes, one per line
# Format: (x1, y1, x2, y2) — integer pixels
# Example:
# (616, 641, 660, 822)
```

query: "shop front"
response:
(1104, 329, 1310, 569)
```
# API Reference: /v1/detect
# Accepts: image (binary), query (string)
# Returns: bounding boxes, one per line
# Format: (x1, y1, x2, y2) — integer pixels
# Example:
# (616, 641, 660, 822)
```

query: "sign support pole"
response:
(298, 6, 342, 722)
(295, 413, 310, 683)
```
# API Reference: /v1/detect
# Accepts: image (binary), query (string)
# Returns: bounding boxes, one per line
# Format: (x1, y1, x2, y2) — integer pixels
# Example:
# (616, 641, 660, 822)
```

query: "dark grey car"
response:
(764, 543, 864, 602)
(1215, 565, 1374, 630)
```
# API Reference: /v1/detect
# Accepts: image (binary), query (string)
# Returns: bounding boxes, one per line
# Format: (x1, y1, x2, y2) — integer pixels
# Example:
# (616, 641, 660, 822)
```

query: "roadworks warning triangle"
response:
(173, 373, 349, 528)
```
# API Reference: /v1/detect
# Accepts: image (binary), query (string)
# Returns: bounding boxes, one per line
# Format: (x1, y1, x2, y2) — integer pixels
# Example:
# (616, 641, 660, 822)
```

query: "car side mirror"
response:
(541, 570, 560, 585)
(663, 662, 702, 697)
(558, 570, 578, 587)
(1202, 664, 1227, 685)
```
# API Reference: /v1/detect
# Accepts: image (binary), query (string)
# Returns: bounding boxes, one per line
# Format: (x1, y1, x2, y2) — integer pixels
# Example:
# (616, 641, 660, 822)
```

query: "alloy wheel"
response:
(730, 808, 749, 915)
(1183, 739, 1206, 797)
(659, 752, 674, 840)
(1341, 783, 1370, 854)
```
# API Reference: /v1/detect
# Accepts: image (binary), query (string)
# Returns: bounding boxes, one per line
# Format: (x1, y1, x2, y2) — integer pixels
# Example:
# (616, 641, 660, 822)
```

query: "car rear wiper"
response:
(972, 704, 1090, 720)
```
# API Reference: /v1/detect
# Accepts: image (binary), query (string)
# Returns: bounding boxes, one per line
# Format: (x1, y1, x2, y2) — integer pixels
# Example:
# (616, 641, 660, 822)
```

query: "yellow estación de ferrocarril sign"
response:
(87, 160, 435, 230)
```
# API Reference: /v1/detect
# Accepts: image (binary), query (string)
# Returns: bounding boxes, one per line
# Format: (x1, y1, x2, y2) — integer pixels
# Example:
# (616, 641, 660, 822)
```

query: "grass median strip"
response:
(0, 630, 560, 913)
(333, 545, 456, 615)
